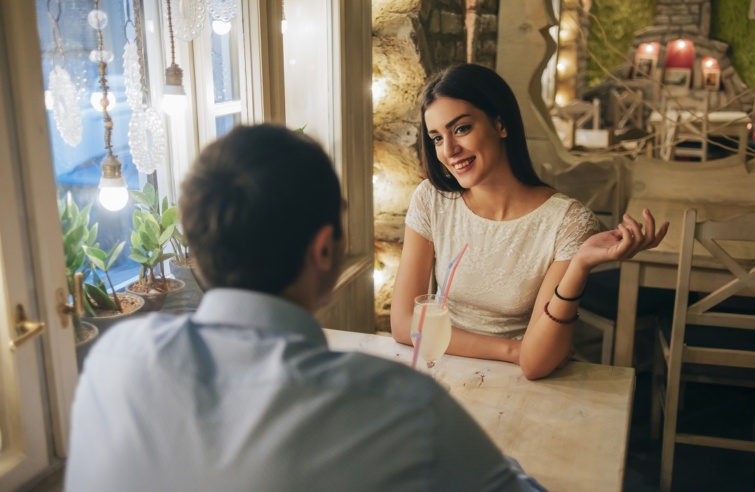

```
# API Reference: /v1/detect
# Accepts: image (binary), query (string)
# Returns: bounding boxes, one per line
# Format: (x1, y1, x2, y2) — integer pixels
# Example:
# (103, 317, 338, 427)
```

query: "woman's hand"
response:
(572, 208, 670, 270)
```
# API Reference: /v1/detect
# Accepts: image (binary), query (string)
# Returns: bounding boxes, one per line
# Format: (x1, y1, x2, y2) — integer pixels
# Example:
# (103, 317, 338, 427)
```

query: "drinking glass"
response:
(410, 294, 452, 369)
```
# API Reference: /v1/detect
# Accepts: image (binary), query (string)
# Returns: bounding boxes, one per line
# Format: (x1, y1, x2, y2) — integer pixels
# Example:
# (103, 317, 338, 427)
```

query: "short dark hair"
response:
(419, 64, 546, 192)
(180, 124, 343, 294)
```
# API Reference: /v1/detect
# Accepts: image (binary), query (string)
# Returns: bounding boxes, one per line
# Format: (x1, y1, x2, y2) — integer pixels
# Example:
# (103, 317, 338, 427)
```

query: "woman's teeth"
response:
(454, 157, 474, 170)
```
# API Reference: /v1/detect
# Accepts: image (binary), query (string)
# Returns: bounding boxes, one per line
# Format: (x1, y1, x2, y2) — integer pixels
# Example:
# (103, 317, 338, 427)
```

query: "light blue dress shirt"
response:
(66, 289, 543, 492)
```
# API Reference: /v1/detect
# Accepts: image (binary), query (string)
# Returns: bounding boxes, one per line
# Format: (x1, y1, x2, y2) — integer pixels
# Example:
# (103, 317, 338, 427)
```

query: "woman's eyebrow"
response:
(428, 114, 470, 134)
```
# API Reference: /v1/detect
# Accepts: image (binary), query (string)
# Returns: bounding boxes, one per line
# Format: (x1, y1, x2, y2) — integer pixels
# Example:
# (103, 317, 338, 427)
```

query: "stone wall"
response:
(372, 0, 496, 332)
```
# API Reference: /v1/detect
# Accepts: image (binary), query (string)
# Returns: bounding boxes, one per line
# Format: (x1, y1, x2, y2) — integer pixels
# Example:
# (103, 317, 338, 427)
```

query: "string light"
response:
(90, 0, 128, 211)
(161, 0, 187, 116)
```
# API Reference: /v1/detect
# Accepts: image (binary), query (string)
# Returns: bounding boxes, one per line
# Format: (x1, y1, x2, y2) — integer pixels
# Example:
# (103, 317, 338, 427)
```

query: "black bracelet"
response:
(554, 284, 583, 302)
(544, 302, 580, 324)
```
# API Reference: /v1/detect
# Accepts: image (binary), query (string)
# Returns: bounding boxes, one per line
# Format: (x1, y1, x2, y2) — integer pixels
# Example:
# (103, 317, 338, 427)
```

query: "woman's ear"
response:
(495, 117, 507, 138)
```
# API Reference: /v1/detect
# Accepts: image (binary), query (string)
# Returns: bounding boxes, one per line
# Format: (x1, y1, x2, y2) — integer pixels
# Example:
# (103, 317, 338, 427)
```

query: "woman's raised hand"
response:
(573, 208, 670, 270)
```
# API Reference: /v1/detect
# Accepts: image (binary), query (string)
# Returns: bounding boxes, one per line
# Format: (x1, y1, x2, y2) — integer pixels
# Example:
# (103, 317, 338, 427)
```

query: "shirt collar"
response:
(193, 288, 326, 347)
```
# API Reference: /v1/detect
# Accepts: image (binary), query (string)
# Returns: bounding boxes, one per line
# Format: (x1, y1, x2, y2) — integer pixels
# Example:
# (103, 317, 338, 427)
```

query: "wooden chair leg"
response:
(650, 333, 663, 439)
(660, 362, 683, 492)
(601, 322, 614, 365)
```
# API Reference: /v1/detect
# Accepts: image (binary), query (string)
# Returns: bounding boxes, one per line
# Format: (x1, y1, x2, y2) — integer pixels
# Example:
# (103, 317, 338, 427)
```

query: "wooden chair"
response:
(651, 208, 755, 491)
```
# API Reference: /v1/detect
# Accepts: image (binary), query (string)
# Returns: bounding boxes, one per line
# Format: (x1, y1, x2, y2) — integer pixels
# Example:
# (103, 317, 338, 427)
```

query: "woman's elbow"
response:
(519, 358, 557, 381)
(390, 311, 411, 345)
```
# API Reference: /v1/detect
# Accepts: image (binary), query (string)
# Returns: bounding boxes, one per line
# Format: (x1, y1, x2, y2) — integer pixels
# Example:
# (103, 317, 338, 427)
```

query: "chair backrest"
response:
(610, 89, 644, 130)
(671, 209, 755, 367)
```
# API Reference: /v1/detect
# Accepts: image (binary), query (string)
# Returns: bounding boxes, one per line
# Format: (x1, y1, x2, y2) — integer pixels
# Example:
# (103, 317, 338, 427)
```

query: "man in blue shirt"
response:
(66, 125, 543, 491)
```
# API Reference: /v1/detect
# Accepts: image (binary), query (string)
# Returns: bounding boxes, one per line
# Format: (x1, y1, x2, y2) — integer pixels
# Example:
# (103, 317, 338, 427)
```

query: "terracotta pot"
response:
(75, 321, 99, 373)
(126, 278, 185, 312)
(81, 292, 145, 336)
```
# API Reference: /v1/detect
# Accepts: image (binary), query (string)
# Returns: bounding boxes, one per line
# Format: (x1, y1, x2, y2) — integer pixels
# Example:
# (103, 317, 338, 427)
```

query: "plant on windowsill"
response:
(126, 183, 185, 311)
(59, 196, 144, 368)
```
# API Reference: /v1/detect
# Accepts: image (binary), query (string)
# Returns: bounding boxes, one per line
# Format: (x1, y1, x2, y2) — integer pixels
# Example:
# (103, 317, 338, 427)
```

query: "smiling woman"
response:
(390, 64, 670, 380)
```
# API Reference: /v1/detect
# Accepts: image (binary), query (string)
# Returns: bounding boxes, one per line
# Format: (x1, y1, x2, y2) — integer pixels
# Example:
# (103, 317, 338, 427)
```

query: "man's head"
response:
(180, 124, 344, 308)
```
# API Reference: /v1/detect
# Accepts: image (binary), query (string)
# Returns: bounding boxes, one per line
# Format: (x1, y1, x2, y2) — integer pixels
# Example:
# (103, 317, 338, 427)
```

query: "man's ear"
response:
(310, 225, 335, 271)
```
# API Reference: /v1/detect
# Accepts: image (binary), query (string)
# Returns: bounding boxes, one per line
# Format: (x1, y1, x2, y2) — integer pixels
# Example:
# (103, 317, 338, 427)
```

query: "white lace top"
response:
(405, 180, 600, 339)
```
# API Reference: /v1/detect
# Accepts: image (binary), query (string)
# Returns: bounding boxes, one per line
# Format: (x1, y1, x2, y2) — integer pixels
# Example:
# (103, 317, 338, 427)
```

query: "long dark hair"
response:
(419, 64, 546, 192)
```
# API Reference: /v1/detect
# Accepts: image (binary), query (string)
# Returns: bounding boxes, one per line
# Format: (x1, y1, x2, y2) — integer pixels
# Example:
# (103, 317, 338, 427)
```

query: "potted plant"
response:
(59, 196, 144, 369)
(166, 213, 205, 310)
(126, 183, 185, 311)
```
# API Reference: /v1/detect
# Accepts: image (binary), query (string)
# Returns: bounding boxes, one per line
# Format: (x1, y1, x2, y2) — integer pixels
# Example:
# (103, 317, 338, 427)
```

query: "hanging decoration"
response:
(127, 0, 166, 174)
(169, 0, 207, 42)
(90, 0, 129, 212)
(208, 0, 236, 21)
(47, 0, 83, 147)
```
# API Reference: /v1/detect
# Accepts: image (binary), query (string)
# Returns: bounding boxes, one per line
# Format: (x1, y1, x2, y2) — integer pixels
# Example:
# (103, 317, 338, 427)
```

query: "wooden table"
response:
(613, 250, 755, 367)
(324, 328, 635, 492)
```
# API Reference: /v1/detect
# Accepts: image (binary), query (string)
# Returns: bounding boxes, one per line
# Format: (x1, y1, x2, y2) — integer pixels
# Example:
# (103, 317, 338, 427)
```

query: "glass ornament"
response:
(123, 41, 143, 111)
(169, 0, 207, 42)
(128, 107, 166, 174)
(208, 0, 237, 22)
(49, 66, 83, 147)
(89, 49, 114, 64)
(87, 9, 109, 30)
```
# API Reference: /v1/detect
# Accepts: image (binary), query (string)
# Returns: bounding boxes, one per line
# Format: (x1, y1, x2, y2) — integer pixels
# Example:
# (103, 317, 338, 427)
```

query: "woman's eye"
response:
(454, 124, 471, 135)
(431, 135, 442, 145)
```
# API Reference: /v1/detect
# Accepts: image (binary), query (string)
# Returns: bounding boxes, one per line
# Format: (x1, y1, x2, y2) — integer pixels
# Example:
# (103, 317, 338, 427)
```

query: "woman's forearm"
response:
(519, 259, 591, 379)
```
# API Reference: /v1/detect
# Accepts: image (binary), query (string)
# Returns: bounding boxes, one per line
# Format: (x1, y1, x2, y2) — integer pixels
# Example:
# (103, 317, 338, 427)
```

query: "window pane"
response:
(215, 113, 240, 137)
(37, 0, 145, 288)
(211, 14, 240, 103)
(282, 0, 333, 152)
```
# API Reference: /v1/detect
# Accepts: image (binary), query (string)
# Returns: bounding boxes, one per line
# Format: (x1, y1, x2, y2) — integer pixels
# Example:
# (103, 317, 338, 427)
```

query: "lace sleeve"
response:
(405, 180, 433, 240)
(554, 201, 600, 261)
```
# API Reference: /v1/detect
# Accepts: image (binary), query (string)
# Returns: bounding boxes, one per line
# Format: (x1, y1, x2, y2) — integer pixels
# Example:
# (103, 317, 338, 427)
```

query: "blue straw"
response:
(437, 251, 461, 304)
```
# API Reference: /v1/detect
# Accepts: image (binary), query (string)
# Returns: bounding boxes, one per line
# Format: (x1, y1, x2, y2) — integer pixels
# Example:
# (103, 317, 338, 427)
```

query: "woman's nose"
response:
(443, 137, 460, 159)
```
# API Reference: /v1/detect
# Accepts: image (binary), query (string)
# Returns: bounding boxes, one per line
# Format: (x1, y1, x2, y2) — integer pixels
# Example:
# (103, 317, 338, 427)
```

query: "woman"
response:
(390, 64, 668, 380)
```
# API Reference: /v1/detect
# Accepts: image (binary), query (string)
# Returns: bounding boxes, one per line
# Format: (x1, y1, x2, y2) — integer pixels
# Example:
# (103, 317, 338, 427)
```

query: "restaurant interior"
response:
(1, 0, 754, 490)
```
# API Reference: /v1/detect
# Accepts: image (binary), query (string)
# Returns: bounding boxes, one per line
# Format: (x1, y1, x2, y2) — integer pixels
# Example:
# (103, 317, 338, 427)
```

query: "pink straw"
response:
(440, 243, 468, 309)
(410, 304, 428, 369)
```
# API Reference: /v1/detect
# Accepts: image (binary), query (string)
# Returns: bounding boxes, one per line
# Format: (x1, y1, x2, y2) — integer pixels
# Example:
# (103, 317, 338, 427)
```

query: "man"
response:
(66, 125, 541, 491)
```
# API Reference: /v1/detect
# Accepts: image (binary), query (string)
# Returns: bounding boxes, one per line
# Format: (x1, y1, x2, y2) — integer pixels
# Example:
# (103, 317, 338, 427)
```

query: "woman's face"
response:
(424, 96, 508, 189)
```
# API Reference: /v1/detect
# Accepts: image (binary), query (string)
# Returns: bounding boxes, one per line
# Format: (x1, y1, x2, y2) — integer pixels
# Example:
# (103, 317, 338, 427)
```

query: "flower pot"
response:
(75, 320, 99, 373)
(82, 292, 145, 336)
(126, 278, 185, 312)
(167, 259, 204, 312)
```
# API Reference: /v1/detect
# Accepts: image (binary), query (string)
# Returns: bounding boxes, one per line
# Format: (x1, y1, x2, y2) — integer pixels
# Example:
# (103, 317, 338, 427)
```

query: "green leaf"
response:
(106, 242, 126, 270)
(139, 229, 157, 250)
(161, 196, 169, 215)
(128, 252, 150, 264)
(86, 223, 99, 246)
(161, 206, 178, 229)
(82, 245, 107, 272)
(130, 230, 142, 248)
(130, 190, 153, 210)
(158, 224, 176, 245)
(63, 225, 86, 251)
(84, 282, 116, 310)
(144, 219, 160, 241)
(143, 182, 157, 210)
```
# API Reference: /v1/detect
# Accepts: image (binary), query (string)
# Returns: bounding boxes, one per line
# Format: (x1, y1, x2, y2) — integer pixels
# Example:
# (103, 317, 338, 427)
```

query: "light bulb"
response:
(212, 20, 231, 35)
(162, 64, 187, 116)
(90, 91, 117, 112)
(98, 155, 128, 211)
(100, 182, 128, 212)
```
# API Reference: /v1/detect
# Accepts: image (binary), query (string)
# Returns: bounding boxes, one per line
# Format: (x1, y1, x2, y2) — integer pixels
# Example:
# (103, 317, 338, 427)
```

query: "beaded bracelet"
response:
(554, 284, 584, 302)
(544, 301, 579, 324)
